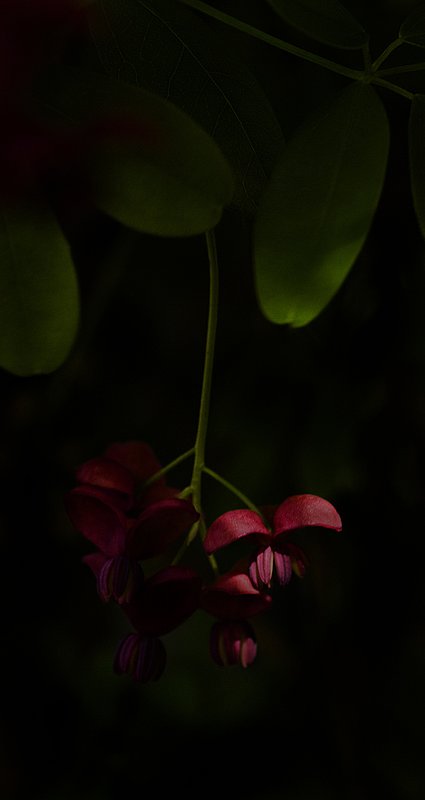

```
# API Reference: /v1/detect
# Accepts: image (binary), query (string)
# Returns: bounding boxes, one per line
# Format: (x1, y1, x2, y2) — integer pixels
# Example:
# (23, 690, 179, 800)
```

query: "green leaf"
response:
(409, 94, 425, 238)
(87, 0, 283, 214)
(42, 68, 235, 236)
(0, 204, 79, 376)
(264, 0, 368, 50)
(399, 5, 425, 47)
(254, 82, 389, 327)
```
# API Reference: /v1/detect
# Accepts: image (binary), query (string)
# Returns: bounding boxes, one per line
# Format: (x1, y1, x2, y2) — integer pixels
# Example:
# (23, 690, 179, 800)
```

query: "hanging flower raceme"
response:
(204, 495, 342, 591)
(65, 441, 199, 603)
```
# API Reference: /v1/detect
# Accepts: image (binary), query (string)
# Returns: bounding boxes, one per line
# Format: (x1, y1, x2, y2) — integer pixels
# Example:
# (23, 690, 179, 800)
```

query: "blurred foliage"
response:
(1, 1, 425, 799)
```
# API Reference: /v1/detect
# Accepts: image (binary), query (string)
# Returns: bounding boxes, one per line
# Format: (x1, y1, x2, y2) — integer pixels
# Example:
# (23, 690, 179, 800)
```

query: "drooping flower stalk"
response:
(190, 230, 219, 520)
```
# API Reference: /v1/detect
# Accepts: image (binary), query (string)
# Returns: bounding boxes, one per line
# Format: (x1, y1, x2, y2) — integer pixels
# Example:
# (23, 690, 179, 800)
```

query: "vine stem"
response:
(190, 229, 219, 516)
(371, 76, 414, 100)
(142, 447, 195, 488)
(202, 466, 264, 518)
(371, 39, 403, 72)
(179, 0, 363, 81)
(377, 62, 425, 76)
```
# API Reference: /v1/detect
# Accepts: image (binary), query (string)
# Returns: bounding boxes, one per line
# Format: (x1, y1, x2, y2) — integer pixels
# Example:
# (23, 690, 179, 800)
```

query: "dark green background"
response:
(1, 1, 425, 798)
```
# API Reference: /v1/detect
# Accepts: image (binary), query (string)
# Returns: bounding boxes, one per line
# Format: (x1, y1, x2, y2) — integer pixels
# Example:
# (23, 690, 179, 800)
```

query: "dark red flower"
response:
(204, 495, 342, 590)
(201, 563, 272, 620)
(122, 565, 203, 637)
(201, 563, 269, 668)
(114, 634, 166, 683)
(65, 442, 199, 602)
(210, 620, 257, 668)
(113, 565, 202, 683)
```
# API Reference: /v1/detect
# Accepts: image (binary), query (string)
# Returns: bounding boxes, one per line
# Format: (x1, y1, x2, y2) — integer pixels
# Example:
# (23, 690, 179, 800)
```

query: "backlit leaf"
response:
(254, 82, 389, 327)
(0, 204, 79, 376)
(88, 0, 283, 213)
(264, 0, 368, 49)
(409, 94, 425, 238)
(399, 5, 425, 47)
(41, 69, 235, 237)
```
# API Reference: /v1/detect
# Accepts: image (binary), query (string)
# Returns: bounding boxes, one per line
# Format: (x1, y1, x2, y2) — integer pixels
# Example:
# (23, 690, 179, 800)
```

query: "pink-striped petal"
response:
(204, 509, 270, 555)
(127, 498, 199, 559)
(284, 542, 310, 578)
(65, 486, 127, 556)
(201, 566, 272, 619)
(273, 551, 292, 586)
(113, 633, 166, 682)
(273, 494, 342, 537)
(248, 545, 274, 590)
(210, 620, 257, 668)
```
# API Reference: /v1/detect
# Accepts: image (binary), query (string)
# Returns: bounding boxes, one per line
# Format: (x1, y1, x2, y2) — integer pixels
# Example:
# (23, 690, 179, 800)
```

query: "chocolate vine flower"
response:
(114, 634, 166, 683)
(113, 565, 202, 683)
(204, 495, 342, 591)
(201, 564, 272, 619)
(65, 441, 199, 602)
(201, 563, 272, 668)
(210, 620, 257, 669)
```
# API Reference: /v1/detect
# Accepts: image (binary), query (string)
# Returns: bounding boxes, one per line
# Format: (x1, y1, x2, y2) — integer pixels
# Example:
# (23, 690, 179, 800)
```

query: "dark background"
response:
(1, 1, 425, 798)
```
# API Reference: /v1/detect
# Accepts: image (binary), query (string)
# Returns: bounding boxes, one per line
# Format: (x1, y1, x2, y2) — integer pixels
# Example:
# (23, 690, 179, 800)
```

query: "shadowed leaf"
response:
(40, 68, 235, 236)
(88, 0, 283, 213)
(254, 82, 389, 327)
(409, 94, 425, 238)
(265, 0, 368, 49)
(0, 203, 79, 376)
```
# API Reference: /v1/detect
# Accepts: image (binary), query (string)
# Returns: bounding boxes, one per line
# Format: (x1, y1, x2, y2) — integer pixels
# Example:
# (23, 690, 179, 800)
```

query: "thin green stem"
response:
(172, 519, 200, 564)
(377, 62, 425, 77)
(190, 230, 219, 515)
(203, 465, 264, 518)
(142, 447, 195, 488)
(371, 76, 414, 100)
(179, 0, 363, 81)
(172, 516, 219, 575)
(371, 38, 403, 71)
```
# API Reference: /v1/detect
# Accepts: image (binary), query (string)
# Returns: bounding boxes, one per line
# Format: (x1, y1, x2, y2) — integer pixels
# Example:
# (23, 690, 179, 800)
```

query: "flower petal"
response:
(204, 509, 270, 555)
(104, 441, 164, 484)
(127, 497, 199, 559)
(64, 486, 127, 557)
(76, 456, 135, 501)
(97, 555, 144, 604)
(273, 551, 292, 586)
(201, 565, 272, 619)
(284, 542, 310, 578)
(82, 550, 108, 577)
(273, 494, 342, 536)
(113, 633, 166, 682)
(248, 545, 274, 590)
(123, 565, 202, 636)
(210, 620, 257, 668)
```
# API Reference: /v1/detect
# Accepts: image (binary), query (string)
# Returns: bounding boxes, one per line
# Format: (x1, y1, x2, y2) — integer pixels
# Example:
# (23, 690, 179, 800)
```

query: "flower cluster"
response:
(65, 441, 342, 681)
(65, 441, 201, 682)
